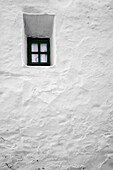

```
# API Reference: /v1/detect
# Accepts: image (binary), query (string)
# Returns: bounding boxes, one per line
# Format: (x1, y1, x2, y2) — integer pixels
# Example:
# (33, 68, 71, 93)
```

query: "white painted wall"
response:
(0, 0, 113, 170)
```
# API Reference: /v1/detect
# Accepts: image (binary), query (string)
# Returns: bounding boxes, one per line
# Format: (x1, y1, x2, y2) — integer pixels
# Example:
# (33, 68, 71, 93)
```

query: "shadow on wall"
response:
(67, 166, 86, 170)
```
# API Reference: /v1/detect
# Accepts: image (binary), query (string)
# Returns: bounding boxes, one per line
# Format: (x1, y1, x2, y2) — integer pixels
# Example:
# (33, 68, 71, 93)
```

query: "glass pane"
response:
(32, 54, 38, 63)
(40, 54, 47, 63)
(40, 44, 47, 52)
(31, 43, 38, 52)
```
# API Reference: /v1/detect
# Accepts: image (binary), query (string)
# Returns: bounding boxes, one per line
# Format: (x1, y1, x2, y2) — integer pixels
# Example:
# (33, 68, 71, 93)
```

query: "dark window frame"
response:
(27, 37, 50, 66)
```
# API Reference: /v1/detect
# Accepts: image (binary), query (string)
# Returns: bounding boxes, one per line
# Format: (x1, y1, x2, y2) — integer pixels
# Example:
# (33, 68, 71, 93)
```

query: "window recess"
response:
(23, 14, 56, 66)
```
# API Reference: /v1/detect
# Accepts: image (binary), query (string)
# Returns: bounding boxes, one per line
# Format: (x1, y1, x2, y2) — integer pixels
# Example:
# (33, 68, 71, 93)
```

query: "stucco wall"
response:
(0, 0, 113, 170)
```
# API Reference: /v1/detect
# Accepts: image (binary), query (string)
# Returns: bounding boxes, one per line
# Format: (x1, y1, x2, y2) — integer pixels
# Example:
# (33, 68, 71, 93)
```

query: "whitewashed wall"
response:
(0, 0, 113, 170)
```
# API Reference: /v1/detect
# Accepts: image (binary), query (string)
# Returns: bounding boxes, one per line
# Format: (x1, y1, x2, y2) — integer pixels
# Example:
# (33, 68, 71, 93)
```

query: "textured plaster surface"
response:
(0, 0, 113, 170)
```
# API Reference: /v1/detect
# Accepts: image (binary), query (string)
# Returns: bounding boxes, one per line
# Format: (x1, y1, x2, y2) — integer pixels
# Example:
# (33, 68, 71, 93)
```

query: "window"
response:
(27, 37, 50, 66)
(23, 14, 55, 66)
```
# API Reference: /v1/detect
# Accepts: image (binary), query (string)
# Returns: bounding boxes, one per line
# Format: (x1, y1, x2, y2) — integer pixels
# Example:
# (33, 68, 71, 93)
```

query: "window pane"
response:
(40, 44, 47, 52)
(31, 44, 38, 52)
(40, 54, 47, 63)
(32, 54, 38, 63)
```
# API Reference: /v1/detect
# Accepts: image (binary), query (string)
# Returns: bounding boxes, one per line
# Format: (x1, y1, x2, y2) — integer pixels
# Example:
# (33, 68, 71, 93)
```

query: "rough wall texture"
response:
(0, 0, 113, 170)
